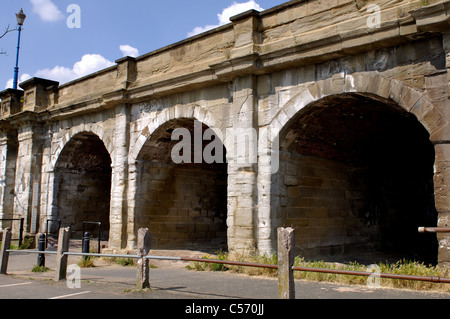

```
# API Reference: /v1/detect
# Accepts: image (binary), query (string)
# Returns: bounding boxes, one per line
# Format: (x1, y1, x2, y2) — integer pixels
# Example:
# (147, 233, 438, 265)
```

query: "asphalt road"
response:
(1, 248, 449, 302)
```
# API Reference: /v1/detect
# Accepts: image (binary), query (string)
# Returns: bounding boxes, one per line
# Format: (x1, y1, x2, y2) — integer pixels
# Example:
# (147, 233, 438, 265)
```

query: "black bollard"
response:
(82, 232, 90, 261)
(37, 233, 46, 267)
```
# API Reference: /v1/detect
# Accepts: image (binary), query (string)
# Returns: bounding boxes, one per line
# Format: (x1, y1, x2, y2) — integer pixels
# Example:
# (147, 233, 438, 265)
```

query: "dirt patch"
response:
(147, 250, 210, 270)
(96, 249, 211, 270)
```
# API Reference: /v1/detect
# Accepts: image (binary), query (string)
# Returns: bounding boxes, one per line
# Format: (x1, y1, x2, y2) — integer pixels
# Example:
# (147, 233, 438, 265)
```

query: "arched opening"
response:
(53, 132, 112, 240)
(274, 93, 438, 264)
(135, 118, 228, 252)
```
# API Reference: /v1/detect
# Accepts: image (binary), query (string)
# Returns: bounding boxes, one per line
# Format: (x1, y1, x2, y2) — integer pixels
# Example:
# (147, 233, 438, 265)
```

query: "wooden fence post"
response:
(0, 229, 12, 275)
(55, 227, 70, 281)
(136, 228, 151, 289)
(278, 227, 295, 299)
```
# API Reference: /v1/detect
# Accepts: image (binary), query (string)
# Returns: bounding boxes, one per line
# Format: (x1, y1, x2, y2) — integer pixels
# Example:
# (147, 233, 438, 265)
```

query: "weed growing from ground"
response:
(187, 251, 449, 292)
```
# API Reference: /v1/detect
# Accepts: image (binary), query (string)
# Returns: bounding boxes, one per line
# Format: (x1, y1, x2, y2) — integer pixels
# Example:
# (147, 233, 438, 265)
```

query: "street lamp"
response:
(12, 8, 26, 90)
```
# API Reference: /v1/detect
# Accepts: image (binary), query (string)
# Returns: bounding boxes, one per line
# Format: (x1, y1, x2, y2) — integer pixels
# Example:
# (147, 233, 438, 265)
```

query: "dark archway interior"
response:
(275, 93, 438, 264)
(136, 119, 228, 252)
(54, 132, 112, 240)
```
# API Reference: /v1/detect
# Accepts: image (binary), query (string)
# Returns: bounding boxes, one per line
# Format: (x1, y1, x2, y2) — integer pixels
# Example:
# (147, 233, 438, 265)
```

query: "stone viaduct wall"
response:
(1, 0, 450, 266)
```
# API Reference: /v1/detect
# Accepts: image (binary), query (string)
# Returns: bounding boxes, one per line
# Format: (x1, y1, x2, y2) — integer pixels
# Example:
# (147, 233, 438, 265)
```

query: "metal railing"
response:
(418, 227, 450, 233)
(5, 249, 450, 283)
(1, 227, 450, 299)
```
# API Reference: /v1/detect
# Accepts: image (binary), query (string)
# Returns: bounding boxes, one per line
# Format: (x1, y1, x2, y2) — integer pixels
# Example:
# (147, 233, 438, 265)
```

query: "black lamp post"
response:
(12, 8, 26, 90)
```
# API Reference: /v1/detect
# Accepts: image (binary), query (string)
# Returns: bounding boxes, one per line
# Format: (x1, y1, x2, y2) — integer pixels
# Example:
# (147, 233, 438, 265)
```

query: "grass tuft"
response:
(187, 251, 450, 292)
(78, 256, 96, 268)
(31, 265, 50, 273)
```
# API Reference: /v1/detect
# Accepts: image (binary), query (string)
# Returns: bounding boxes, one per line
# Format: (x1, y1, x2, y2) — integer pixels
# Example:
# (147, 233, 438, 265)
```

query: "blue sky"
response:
(0, 0, 285, 90)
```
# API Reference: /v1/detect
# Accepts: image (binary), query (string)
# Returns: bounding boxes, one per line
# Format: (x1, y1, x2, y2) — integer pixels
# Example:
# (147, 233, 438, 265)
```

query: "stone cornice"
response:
(19, 77, 59, 91)
(0, 120, 14, 134)
(0, 88, 24, 99)
(6, 111, 40, 129)
(410, 1, 450, 32)
(128, 68, 220, 102)
(2, 0, 450, 121)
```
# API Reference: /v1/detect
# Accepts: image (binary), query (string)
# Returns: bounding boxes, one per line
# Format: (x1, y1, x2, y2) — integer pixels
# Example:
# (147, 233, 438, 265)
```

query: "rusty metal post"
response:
(278, 227, 295, 299)
(0, 229, 12, 274)
(418, 227, 450, 233)
(55, 227, 70, 281)
(136, 228, 151, 289)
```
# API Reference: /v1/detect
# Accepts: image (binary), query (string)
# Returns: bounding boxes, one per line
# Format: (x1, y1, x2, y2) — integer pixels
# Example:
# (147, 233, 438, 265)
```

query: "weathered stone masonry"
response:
(1, 0, 450, 266)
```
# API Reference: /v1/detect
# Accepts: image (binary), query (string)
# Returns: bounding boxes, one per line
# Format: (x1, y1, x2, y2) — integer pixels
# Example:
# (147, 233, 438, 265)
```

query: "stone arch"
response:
(266, 72, 446, 141)
(129, 104, 226, 163)
(129, 104, 228, 251)
(51, 123, 113, 169)
(51, 130, 113, 240)
(259, 72, 441, 263)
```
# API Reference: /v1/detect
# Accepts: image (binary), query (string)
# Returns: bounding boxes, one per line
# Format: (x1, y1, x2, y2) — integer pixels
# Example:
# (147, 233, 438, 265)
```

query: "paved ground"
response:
(1, 246, 449, 304)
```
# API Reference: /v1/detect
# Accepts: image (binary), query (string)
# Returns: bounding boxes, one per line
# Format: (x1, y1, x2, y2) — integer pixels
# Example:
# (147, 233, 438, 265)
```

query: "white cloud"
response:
(4, 54, 115, 88)
(188, 25, 220, 37)
(4, 46, 141, 88)
(33, 54, 115, 84)
(187, 0, 264, 37)
(5, 74, 32, 90)
(218, 0, 264, 24)
(30, 0, 64, 22)
(120, 45, 140, 58)
(72, 54, 115, 77)
(34, 65, 75, 84)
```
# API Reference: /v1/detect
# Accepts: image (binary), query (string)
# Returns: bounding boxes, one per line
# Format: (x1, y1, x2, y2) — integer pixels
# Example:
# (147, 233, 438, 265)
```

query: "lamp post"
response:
(12, 9, 26, 90)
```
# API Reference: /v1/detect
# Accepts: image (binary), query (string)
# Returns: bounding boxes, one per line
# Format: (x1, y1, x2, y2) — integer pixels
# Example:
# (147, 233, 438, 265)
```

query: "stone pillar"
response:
(433, 32, 450, 267)
(0, 126, 17, 230)
(109, 104, 130, 250)
(226, 76, 258, 252)
(257, 153, 275, 255)
(0, 89, 22, 232)
(39, 129, 57, 235)
(11, 117, 44, 236)
(0, 131, 9, 224)
(126, 160, 140, 250)
(434, 144, 450, 267)
(210, 10, 262, 253)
